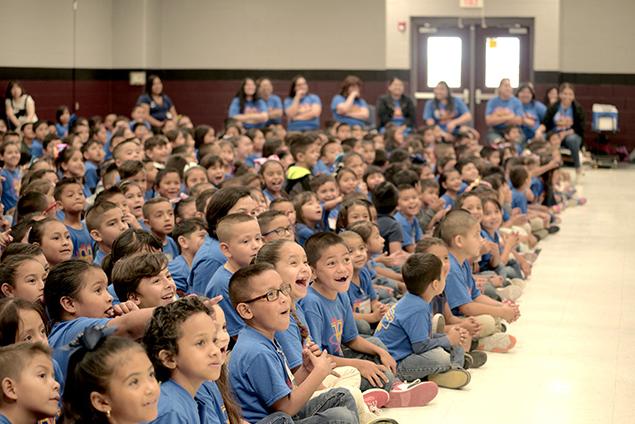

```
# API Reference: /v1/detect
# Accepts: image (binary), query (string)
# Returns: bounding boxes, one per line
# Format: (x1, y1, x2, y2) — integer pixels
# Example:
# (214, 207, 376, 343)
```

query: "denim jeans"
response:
(495, 259, 523, 280)
(293, 388, 359, 424)
(256, 412, 295, 424)
(355, 319, 372, 336)
(562, 133, 582, 169)
(396, 345, 465, 381)
(342, 336, 395, 392)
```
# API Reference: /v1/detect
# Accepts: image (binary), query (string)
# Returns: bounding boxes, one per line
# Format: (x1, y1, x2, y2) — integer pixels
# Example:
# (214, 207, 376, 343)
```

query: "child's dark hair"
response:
(205, 187, 253, 239)
(154, 167, 181, 190)
(144, 135, 168, 152)
(0, 254, 43, 298)
(371, 181, 399, 215)
(287, 133, 316, 161)
(391, 170, 419, 188)
(455, 191, 481, 210)
(438, 168, 459, 195)
(254, 239, 294, 267)
(172, 217, 207, 250)
(401, 253, 442, 295)
(257, 210, 287, 231)
(0, 297, 49, 346)
(174, 196, 197, 221)
(0, 243, 42, 262)
(118, 160, 145, 180)
(363, 165, 383, 183)
(228, 263, 275, 309)
(348, 221, 378, 243)
(15, 191, 48, 223)
(85, 201, 120, 233)
(304, 232, 348, 267)
(54, 177, 82, 201)
(43, 260, 100, 322)
(102, 229, 163, 280)
(420, 178, 439, 192)
(142, 197, 171, 219)
(143, 296, 213, 382)
(62, 334, 145, 424)
(94, 186, 124, 206)
(27, 217, 61, 245)
(111, 252, 168, 302)
(434, 209, 477, 247)
(414, 236, 446, 254)
(195, 189, 216, 214)
(200, 154, 224, 170)
(509, 165, 529, 189)
(309, 174, 336, 193)
(54, 146, 80, 173)
(335, 197, 372, 231)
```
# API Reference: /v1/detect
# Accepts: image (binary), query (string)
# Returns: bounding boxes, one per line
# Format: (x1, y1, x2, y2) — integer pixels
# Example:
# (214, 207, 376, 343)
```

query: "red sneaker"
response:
(386, 381, 438, 408)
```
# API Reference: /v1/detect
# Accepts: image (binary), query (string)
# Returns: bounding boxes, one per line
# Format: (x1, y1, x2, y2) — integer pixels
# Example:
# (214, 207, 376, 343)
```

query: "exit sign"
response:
(460, 0, 483, 8)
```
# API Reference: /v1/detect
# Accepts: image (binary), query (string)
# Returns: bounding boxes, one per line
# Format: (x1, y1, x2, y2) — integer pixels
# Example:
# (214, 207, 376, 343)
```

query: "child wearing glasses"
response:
(258, 210, 295, 242)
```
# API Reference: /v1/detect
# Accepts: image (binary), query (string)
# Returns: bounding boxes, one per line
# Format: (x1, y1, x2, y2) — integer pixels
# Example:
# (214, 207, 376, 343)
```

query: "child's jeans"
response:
(396, 345, 465, 381)
(315, 366, 379, 424)
(342, 336, 396, 392)
(495, 259, 523, 280)
(293, 387, 360, 424)
(256, 412, 295, 424)
(355, 319, 373, 336)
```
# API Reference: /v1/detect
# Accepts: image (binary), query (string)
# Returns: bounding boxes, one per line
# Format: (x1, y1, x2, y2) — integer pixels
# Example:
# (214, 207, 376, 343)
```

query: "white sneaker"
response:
(496, 285, 522, 302)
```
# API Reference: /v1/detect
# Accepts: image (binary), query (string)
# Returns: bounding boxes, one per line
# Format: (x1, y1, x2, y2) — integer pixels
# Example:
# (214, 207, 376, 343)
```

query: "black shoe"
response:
(548, 225, 560, 234)
(468, 350, 488, 368)
(463, 353, 474, 369)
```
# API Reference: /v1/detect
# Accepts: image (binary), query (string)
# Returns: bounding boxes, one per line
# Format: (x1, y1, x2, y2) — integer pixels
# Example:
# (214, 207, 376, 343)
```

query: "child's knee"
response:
(321, 407, 359, 424)
(474, 314, 497, 337)
(355, 319, 372, 336)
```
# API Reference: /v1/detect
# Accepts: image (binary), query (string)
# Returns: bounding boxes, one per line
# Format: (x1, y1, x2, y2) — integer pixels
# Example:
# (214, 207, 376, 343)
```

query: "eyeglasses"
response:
(242, 283, 291, 304)
(262, 225, 293, 237)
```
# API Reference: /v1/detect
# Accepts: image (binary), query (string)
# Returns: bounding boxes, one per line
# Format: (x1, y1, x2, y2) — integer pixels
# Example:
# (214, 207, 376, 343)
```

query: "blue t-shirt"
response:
(330, 95, 369, 127)
(284, 94, 321, 131)
(31, 139, 44, 159)
(151, 379, 200, 424)
(169, 255, 190, 293)
(445, 253, 481, 315)
(423, 97, 469, 132)
(553, 104, 574, 131)
(375, 293, 432, 361)
(161, 236, 179, 262)
(264, 95, 283, 126)
(520, 100, 547, 140)
(49, 317, 110, 381)
(196, 381, 229, 424)
(205, 266, 244, 337)
(56, 122, 69, 138)
(228, 97, 268, 129)
(0, 168, 20, 211)
(312, 159, 335, 176)
(440, 193, 456, 209)
(93, 248, 107, 266)
(66, 223, 94, 263)
(530, 176, 544, 200)
(229, 326, 293, 423)
(189, 236, 226, 295)
(137, 93, 174, 122)
(389, 98, 406, 127)
(84, 161, 99, 194)
(394, 212, 423, 248)
(301, 287, 358, 356)
(0, 414, 11, 424)
(478, 228, 502, 271)
(275, 301, 310, 370)
(295, 223, 316, 247)
(511, 187, 528, 214)
(347, 267, 378, 314)
(485, 96, 524, 131)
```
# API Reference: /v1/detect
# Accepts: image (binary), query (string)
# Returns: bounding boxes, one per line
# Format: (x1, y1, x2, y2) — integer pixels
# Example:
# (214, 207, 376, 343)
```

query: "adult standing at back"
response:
(256, 77, 283, 127)
(136, 75, 178, 129)
(331, 75, 370, 127)
(377, 77, 416, 130)
(4, 81, 37, 131)
(484, 78, 523, 144)
(284, 75, 322, 132)
(516, 83, 546, 142)
(228, 78, 268, 129)
(423, 81, 473, 141)
(540, 83, 585, 179)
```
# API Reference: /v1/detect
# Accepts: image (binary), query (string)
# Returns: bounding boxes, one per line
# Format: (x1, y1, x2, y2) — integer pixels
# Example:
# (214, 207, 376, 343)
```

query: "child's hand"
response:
(109, 301, 139, 317)
(460, 317, 481, 336)
(505, 231, 520, 248)
(305, 341, 323, 357)
(0, 230, 12, 249)
(431, 198, 446, 212)
(123, 212, 141, 229)
(500, 304, 519, 322)
(446, 327, 464, 346)
(378, 303, 389, 315)
(202, 295, 223, 314)
(357, 360, 390, 388)
(307, 349, 336, 379)
(378, 350, 397, 374)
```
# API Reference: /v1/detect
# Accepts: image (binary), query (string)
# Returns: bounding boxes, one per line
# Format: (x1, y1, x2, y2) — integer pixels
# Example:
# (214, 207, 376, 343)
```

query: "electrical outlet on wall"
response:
(129, 71, 147, 86)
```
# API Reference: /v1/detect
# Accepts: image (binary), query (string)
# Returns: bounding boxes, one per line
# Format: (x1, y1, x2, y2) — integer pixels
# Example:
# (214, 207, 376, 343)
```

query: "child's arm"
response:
(322, 196, 343, 211)
(271, 350, 334, 416)
(331, 355, 390, 388)
(459, 297, 518, 322)
(107, 307, 155, 339)
(345, 335, 396, 373)
(353, 300, 388, 324)
(373, 264, 404, 282)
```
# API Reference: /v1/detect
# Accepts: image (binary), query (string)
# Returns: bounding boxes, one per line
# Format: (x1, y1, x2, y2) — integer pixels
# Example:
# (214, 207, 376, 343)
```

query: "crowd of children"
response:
(0, 76, 587, 424)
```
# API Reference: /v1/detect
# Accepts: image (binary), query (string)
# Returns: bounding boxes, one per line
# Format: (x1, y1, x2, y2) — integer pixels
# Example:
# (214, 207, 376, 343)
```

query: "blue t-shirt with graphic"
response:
(196, 381, 229, 424)
(285, 94, 321, 131)
(330, 95, 369, 127)
(486, 96, 524, 131)
(264, 95, 283, 126)
(520, 100, 547, 140)
(423, 96, 469, 132)
(66, 222, 94, 263)
(347, 267, 378, 314)
(228, 97, 268, 129)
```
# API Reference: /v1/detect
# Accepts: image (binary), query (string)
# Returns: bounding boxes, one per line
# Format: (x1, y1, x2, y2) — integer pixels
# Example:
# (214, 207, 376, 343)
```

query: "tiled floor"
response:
(383, 167, 635, 424)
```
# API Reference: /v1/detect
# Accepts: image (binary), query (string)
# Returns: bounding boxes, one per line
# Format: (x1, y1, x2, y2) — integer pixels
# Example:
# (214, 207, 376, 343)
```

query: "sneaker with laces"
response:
(428, 369, 471, 389)
(363, 388, 390, 409)
(431, 313, 445, 334)
(386, 381, 438, 408)
(467, 350, 488, 368)
(495, 285, 522, 302)
(476, 333, 516, 353)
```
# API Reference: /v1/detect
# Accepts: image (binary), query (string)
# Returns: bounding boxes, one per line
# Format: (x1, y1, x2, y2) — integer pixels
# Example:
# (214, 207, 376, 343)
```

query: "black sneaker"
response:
(548, 225, 560, 234)
(468, 350, 488, 368)
(463, 353, 474, 369)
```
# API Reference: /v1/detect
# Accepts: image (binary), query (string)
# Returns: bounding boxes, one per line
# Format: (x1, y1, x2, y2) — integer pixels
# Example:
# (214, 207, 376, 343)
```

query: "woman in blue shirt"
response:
(228, 78, 268, 129)
(330, 75, 370, 127)
(516, 83, 547, 142)
(284, 75, 322, 132)
(485, 78, 524, 145)
(423, 81, 473, 142)
(256, 77, 283, 126)
(136, 75, 177, 128)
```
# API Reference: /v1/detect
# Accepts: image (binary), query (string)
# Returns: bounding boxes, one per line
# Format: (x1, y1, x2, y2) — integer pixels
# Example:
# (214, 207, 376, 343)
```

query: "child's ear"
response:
(1, 377, 17, 401)
(60, 296, 78, 316)
(89, 391, 111, 415)
(453, 234, 464, 249)
(177, 235, 188, 251)
(219, 241, 231, 259)
(89, 229, 103, 244)
(157, 349, 177, 370)
(0, 283, 14, 298)
(236, 303, 253, 320)
(56, 200, 64, 211)
(127, 292, 141, 306)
